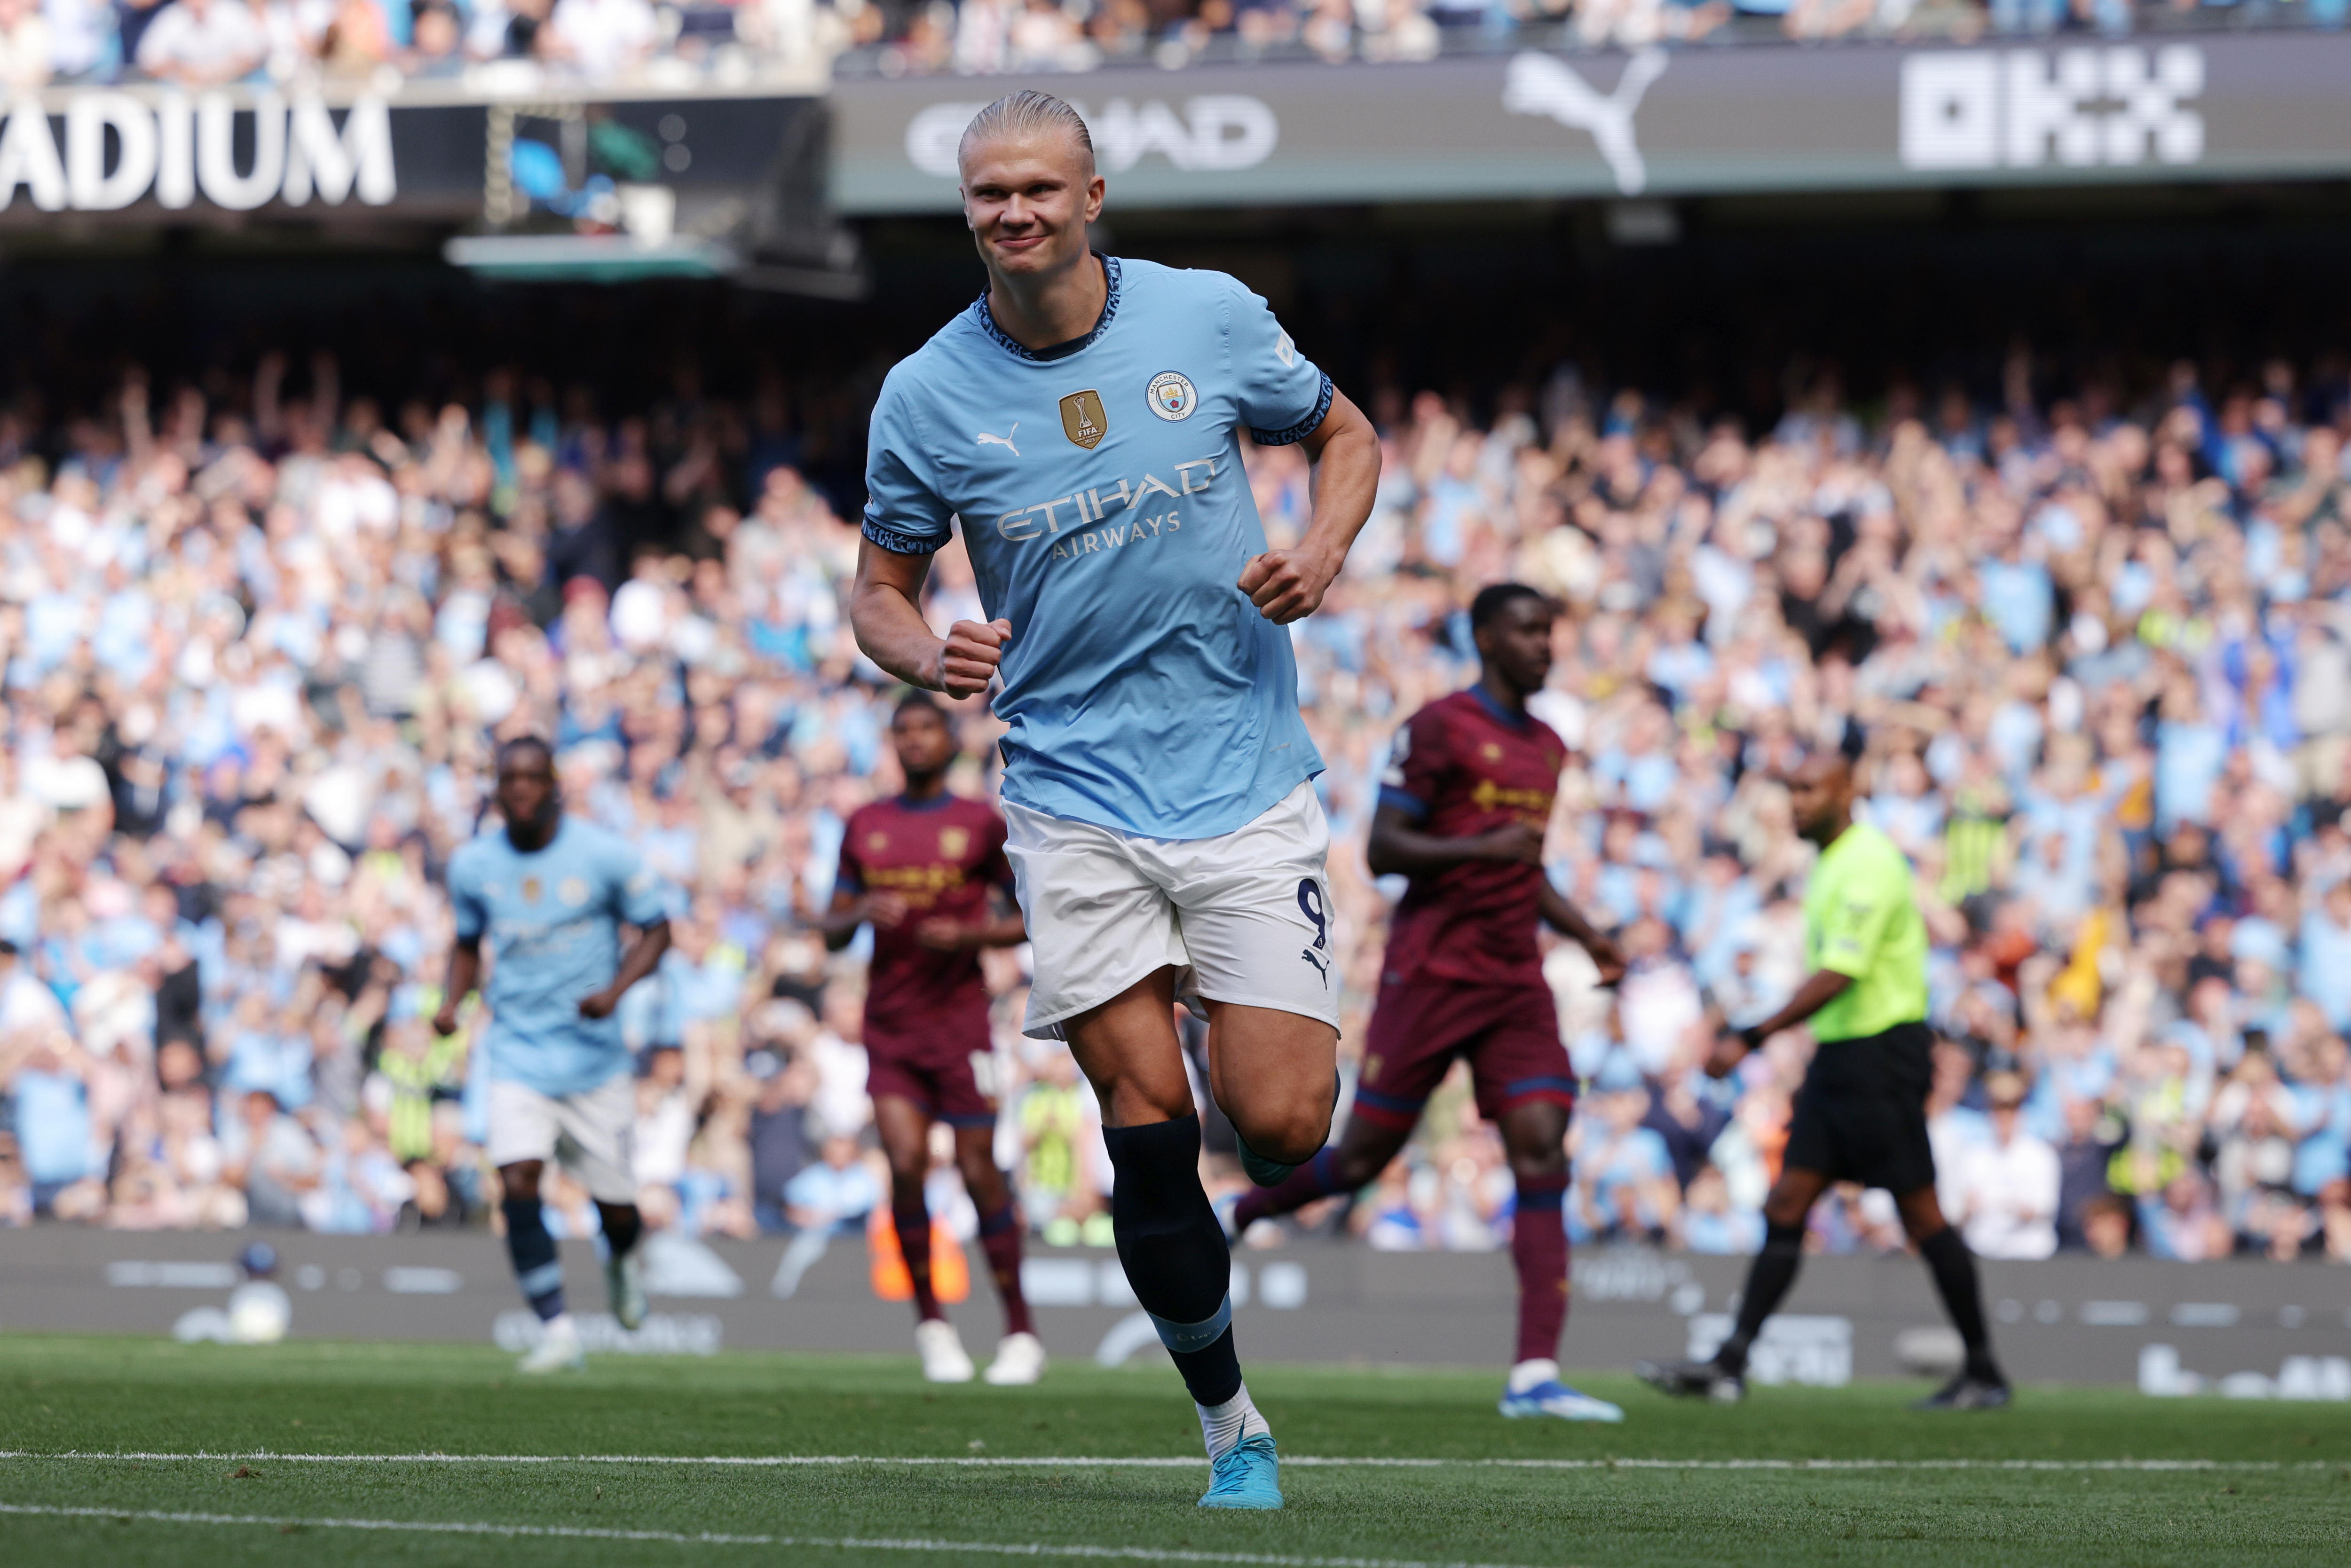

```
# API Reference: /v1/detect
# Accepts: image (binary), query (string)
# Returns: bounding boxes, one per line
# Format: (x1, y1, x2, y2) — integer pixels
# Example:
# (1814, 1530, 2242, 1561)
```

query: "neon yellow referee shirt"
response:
(1803, 820, 1929, 1043)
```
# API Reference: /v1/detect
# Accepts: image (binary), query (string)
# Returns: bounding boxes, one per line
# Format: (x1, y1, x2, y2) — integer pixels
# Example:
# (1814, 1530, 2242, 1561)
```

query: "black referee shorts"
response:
(1781, 1020, 1937, 1196)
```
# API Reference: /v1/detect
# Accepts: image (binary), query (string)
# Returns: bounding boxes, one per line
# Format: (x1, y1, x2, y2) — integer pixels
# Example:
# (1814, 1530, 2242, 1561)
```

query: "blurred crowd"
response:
(0, 0, 2336, 94)
(1, 328, 2350, 1275)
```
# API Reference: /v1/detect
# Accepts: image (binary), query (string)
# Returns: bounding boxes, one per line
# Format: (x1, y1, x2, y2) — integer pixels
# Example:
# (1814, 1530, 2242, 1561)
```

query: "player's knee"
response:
(1234, 1098, 1332, 1166)
(885, 1161, 926, 1202)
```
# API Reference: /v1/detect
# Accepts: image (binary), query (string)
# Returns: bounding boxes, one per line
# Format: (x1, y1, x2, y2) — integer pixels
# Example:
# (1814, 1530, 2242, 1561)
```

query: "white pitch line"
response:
(0, 1451, 2328, 1472)
(0, 1501, 1554, 1568)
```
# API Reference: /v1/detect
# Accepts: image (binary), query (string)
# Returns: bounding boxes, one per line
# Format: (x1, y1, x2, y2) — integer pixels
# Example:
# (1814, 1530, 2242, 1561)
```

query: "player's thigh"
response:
(1061, 966, 1195, 1128)
(1156, 783, 1340, 1036)
(1004, 805, 1187, 1037)
(550, 1075, 637, 1205)
(1350, 980, 1478, 1135)
(1465, 986, 1579, 1135)
(1201, 999, 1337, 1143)
(485, 1079, 562, 1170)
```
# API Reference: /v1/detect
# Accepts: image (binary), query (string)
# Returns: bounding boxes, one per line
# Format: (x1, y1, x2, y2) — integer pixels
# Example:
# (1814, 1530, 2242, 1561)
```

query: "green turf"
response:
(1, 1334, 2347, 1567)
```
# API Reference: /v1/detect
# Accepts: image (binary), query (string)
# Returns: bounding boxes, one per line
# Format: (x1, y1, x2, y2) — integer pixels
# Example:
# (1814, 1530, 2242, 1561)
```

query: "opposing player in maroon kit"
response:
(823, 693, 1040, 1384)
(1229, 583, 1629, 1420)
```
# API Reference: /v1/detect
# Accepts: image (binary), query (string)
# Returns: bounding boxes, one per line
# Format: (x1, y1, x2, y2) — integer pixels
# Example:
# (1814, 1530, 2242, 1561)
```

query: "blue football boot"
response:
(1198, 1433, 1284, 1510)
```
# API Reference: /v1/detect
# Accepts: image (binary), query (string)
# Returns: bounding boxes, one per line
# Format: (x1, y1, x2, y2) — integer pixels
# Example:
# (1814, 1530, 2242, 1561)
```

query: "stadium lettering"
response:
(996, 465, 1212, 544)
(1899, 47, 2204, 172)
(0, 91, 395, 214)
(906, 95, 1277, 179)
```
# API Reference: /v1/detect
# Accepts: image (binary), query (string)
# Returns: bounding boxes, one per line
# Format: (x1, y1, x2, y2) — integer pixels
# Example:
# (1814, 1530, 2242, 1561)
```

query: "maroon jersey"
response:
(836, 794, 1015, 1036)
(1375, 687, 1567, 990)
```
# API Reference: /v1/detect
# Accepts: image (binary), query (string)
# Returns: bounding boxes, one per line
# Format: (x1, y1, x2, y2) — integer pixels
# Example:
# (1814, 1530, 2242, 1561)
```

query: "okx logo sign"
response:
(1900, 47, 2204, 172)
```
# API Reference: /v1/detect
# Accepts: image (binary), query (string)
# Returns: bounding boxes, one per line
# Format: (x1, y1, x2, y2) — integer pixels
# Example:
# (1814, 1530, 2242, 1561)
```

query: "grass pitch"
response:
(0, 1335, 2346, 1567)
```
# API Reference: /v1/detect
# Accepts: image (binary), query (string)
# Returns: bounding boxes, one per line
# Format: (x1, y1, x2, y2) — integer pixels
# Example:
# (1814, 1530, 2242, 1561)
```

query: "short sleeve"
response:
(447, 851, 487, 942)
(607, 837, 669, 927)
(1814, 854, 1898, 979)
(1224, 279, 1334, 447)
(1377, 711, 1447, 822)
(861, 379, 955, 557)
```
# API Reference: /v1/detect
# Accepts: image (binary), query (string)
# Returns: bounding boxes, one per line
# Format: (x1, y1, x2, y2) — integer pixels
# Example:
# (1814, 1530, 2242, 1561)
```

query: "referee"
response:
(1640, 734, 2008, 1410)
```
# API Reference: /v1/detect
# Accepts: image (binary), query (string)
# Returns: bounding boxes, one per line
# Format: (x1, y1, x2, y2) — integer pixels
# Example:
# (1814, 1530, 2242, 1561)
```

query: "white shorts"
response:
(1007, 781, 1341, 1040)
(485, 1075, 636, 1204)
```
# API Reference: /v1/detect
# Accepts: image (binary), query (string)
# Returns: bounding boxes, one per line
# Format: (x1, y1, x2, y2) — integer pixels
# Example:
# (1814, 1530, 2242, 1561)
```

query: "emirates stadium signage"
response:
(831, 32, 2351, 213)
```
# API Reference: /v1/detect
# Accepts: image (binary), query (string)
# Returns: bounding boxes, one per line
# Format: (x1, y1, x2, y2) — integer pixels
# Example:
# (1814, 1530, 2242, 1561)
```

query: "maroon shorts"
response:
(1353, 977, 1575, 1130)
(864, 1013, 998, 1128)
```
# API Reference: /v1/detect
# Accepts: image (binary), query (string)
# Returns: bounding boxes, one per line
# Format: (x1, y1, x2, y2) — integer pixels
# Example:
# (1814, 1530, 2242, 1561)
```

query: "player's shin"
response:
(1231, 1147, 1347, 1231)
(1918, 1225, 2001, 1381)
(1102, 1114, 1269, 1458)
(1718, 1219, 1806, 1374)
(895, 1195, 943, 1323)
(1509, 1173, 1570, 1372)
(976, 1200, 1032, 1335)
(502, 1196, 567, 1322)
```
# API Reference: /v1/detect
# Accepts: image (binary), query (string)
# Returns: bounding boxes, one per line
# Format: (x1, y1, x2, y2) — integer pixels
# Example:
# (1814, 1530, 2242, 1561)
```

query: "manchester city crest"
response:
(1146, 371, 1197, 421)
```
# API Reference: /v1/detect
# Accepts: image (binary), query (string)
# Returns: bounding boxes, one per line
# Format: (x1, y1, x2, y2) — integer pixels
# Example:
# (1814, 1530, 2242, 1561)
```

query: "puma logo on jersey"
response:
(976, 424, 1020, 456)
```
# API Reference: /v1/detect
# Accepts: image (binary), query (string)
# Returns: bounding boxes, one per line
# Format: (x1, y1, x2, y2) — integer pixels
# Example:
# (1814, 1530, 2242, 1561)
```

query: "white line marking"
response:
(0, 1451, 2328, 1472)
(0, 1502, 1550, 1567)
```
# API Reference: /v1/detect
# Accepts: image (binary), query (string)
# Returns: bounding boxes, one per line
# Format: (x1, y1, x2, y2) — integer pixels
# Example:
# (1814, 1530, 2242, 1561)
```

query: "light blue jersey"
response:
(863, 256, 1334, 839)
(446, 816, 667, 1097)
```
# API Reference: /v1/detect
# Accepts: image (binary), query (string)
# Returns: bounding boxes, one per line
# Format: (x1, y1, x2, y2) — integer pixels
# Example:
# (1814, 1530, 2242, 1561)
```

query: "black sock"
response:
(1719, 1220, 1806, 1375)
(503, 1197, 566, 1321)
(1918, 1226, 2000, 1381)
(1102, 1114, 1243, 1407)
(597, 1202, 642, 1261)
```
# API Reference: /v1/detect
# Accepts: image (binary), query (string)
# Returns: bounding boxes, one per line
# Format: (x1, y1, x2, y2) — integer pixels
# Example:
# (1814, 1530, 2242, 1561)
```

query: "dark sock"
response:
(1232, 1147, 1346, 1232)
(502, 1197, 566, 1321)
(1918, 1225, 2000, 1380)
(1102, 1114, 1243, 1407)
(895, 1199, 942, 1323)
(1719, 1219, 1806, 1374)
(977, 1201, 1032, 1337)
(1511, 1173, 1570, 1365)
(596, 1201, 642, 1261)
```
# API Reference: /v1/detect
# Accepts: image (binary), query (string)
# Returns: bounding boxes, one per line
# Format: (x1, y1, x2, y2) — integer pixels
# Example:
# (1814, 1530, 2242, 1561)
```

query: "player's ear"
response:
(1083, 174, 1104, 224)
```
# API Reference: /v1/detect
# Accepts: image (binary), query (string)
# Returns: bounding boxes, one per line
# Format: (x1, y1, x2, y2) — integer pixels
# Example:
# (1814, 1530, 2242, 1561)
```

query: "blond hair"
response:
(958, 90, 1096, 177)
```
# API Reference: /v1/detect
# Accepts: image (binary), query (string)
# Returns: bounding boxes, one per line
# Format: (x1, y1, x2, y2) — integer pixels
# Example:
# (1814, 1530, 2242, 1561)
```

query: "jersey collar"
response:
(895, 790, 956, 813)
(970, 254, 1122, 363)
(1469, 684, 1531, 731)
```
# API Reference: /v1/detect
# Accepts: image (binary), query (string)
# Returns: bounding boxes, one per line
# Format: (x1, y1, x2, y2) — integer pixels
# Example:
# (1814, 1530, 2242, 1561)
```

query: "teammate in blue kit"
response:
(435, 737, 672, 1374)
(850, 90, 1381, 1510)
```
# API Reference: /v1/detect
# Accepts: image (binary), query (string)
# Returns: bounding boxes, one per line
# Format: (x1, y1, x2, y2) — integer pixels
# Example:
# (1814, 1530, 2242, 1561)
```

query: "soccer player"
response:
(1229, 583, 1631, 1423)
(434, 736, 671, 1374)
(821, 693, 1041, 1386)
(849, 90, 1381, 1510)
(1637, 740, 2009, 1409)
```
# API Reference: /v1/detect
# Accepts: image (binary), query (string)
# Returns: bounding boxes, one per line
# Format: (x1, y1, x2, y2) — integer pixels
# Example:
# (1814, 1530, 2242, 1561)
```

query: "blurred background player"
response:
(436, 736, 671, 1374)
(822, 692, 1040, 1385)
(1229, 583, 1630, 1422)
(848, 90, 1380, 1509)
(1638, 739, 2009, 1410)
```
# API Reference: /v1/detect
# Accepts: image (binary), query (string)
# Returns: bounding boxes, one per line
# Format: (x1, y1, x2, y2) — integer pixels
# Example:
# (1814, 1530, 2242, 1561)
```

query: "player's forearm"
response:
(1297, 394, 1381, 575)
(605, 919, 673, 1000)
(1537, 881, 1607, 946)
(970, 913, 1028, 948)
(849, 574, 946, 690)
(1365, 819, 1492, 877)
(1741, 968, 1855, 1044)
(816, 895, 866, 951)
(440, 944, 480, 1008)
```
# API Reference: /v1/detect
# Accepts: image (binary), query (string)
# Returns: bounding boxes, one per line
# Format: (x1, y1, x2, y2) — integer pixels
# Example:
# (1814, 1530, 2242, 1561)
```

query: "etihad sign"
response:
(906, 96, 1278, 178)
(1900, 47, 2204, 172)
(0, 92, 395, 213)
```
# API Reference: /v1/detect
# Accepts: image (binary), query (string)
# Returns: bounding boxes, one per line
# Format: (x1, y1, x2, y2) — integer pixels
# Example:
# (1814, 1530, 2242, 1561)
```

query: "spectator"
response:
(782, 1132, 880, 1234)
(0, 0, 52, 89)
(135, 0, 270, 83)
(1949, 1071, 2060, 1259)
